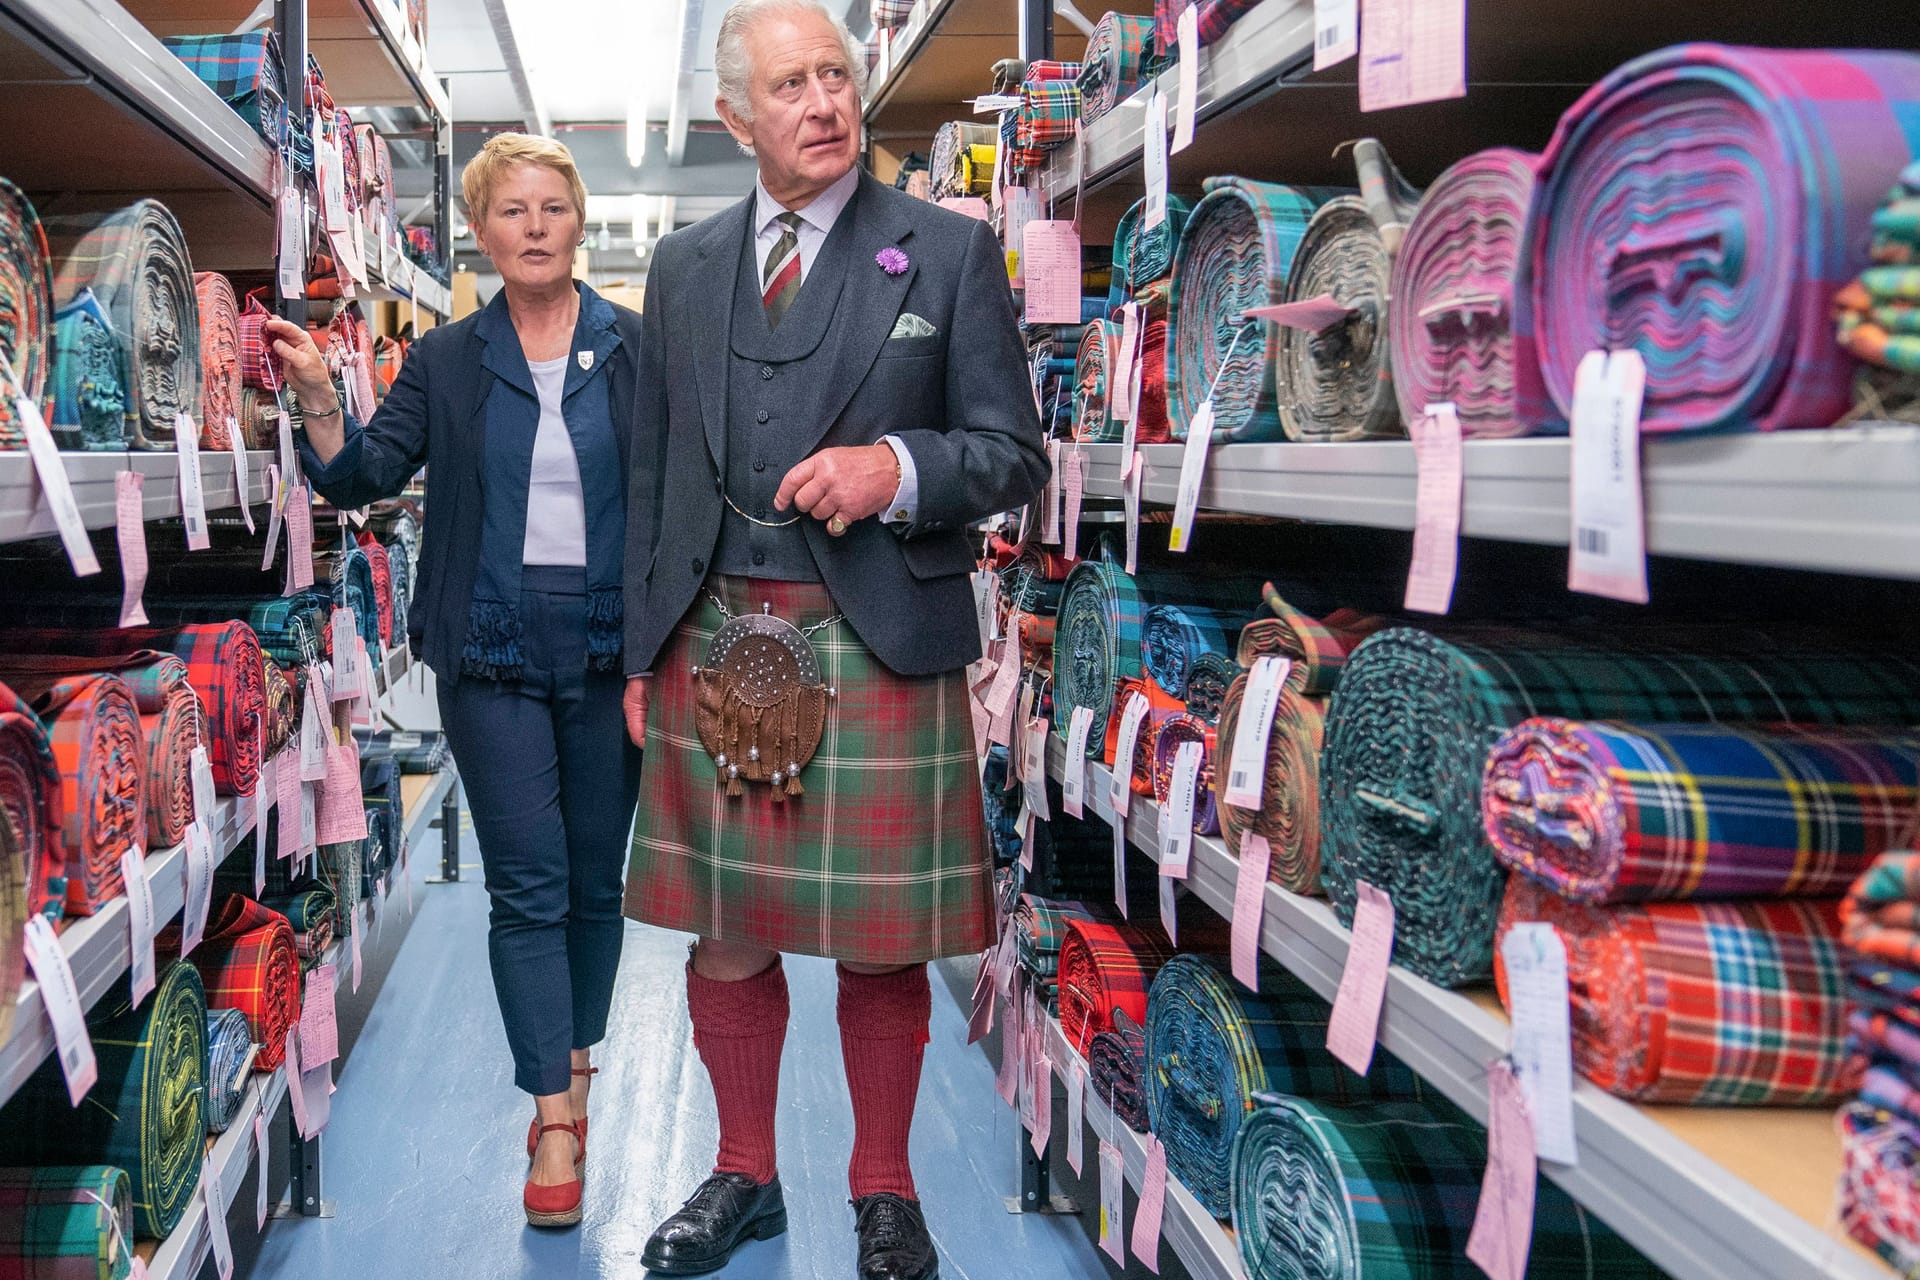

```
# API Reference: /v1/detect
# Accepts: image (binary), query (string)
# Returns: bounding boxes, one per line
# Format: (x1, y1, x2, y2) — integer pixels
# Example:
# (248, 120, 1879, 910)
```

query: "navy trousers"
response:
(438, 566, 643, 1096)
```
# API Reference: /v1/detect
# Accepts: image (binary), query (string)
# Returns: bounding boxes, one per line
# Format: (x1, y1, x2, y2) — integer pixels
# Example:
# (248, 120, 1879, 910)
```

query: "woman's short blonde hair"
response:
(461, 132, 588, 227)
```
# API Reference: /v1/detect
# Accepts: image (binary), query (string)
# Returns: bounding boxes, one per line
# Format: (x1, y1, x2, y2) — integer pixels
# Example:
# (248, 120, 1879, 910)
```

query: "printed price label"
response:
(121, 845, 156, 1006)
(182, 818, 214, 956)
(24, 915, 97, 1105)
(1143, 88, 1169, 231)
(1171, 5, 1199, 154)
(175, 414, 210, 550)
(1169, 400, 1214, 552)
(1502, 923, 1578, 1165)
(1160, 740, 1201, 876)
(1315, 0, 1357, 67)
(19, 397, 100, 575)
(228, 422, 255, 534)
(1567, 349, 1649, 603)
(1098, 1139, 1125, 1265)
(1158, 869, 1179, 947)
(189, 745, 216, 827)
(331, 610, 364, 701)
(1021, 716, 1052, 820)
(1062, 705, 1094, 817)
(278, 187, 307, 300)
(1109, 693, 1150, 819)
(1067, 1058, 1087, 1175)
(1223, 656, 1291, 808)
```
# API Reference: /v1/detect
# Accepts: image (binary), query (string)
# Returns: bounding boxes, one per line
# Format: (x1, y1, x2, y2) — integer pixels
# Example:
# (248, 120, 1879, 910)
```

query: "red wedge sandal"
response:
(524, 1120, 586, 1228)
(526, 1066, 599, 1159)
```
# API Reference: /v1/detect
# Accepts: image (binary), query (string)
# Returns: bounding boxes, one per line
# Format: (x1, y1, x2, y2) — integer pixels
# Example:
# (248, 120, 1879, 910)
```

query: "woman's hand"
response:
(263, 315, 347, 460)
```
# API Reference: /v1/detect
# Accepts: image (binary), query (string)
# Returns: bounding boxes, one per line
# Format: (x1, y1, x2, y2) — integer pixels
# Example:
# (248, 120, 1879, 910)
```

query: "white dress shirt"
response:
(752, 169, 920, 523)
(522, 355, 588, 566)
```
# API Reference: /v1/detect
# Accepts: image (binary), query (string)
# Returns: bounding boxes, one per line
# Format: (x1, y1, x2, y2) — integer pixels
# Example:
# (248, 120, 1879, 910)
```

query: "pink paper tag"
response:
(1404, 403, 1464, 614)
(995, 989, 1021, 1106)
(1098, 1140, 1126, 1264)
(1129, 1134, 1168, 1273)
(115, 472, 149, 627)
(1028, 1028, 1053, 1157)
(1231, 832, 1272, 990)
(1359, 0, 1466, 111)
(285, 1029, 311, 1137)
(316, 740, 367, 845)
(299, 964, 339, 1065)
(1467, 1060, 1537, 1280)
(1021, 220, 1084, 325)
(1242, 293, 1356, 331)
(1327, 880, 1394, 1075)
(936, 197, 991, 221)
(1062, 449, 1086, 561)
(275, 748, 301, 858)
(286, 485, 315, 593)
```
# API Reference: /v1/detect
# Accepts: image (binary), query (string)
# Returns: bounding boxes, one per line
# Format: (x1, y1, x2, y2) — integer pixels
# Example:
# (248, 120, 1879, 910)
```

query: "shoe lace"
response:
(855, 1196, 917, 1252)
(684, 1175, 746, 1219)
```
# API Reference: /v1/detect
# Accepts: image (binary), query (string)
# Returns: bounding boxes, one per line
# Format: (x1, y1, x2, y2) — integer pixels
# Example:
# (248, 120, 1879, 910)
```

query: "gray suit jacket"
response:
(624, 172, 1048, 676)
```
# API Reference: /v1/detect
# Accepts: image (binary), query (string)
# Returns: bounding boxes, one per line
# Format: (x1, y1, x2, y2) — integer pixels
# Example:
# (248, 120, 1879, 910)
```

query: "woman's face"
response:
(474, 162, 582, 293)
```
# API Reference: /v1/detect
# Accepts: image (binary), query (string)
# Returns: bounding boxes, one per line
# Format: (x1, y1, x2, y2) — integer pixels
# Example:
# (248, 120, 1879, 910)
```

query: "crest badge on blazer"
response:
(577, 350, 594, 371)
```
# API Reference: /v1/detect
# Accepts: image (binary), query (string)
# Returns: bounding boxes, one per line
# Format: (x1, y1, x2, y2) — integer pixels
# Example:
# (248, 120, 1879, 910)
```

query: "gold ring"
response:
(828, 516, 848, 536)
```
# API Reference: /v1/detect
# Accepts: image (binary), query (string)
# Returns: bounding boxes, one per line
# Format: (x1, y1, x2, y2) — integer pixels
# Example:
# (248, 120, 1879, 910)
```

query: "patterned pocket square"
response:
(889, 313, 938, 340)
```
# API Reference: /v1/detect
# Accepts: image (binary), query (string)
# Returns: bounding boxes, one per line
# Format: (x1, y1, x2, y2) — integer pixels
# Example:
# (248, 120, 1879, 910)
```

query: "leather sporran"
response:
(693, 610, 830, 800)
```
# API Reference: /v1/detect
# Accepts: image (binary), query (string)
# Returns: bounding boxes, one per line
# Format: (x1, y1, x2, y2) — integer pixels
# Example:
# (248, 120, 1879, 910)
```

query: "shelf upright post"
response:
(1018, 0, 1052, 69)
(434, 82, 454, 292)
(277, 0, 309, 326)
(439, 784, 461, 882)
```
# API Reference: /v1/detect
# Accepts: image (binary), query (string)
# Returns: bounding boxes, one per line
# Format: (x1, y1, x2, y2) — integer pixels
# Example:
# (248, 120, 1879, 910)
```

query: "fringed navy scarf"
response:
(463, 284, 626, 681)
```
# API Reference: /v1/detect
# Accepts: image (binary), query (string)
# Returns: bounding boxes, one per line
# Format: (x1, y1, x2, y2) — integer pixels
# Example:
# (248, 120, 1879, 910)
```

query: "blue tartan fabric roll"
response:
(161, 32, 287, 148)
(203, 1008, 254, 1133)
(1141, 605, 1248, 701)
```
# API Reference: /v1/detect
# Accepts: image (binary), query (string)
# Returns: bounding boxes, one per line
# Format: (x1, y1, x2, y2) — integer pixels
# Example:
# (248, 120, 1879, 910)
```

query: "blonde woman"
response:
(266, 133, 646, 1228)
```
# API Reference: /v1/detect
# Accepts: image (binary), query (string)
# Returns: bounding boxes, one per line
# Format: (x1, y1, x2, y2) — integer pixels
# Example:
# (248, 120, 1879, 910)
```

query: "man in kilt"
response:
(619, 0, 1046, 1274)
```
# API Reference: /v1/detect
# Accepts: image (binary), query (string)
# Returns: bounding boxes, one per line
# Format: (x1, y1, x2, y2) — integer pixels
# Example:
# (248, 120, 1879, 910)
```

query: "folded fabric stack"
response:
(161, 31, 286, 148)
(1319, 627, 1920, 986)
(1231, 1094, 1661, 1280)
(45, 199, 199, 450)
(194, 272, 243, 448)
(204, 1008, 255, 1133)
(1078, 13, 1167, 125)
(1089, 1008, 1151, 1132)
(0, 960, 207, 1238)
(0, 663, 143, 916)
(0, 805, 22, 1045)
(1837, 161, 1920, 380)
(0, 178, 54, 449)
(263, 886, 337, 961)
(160, 894, 301, 1072)
(0, 1165, 136, 1280)
(1145, 955, 1428, 1217)
(1527, 44, 1920, 434)
(1214, 587, 1383, 894)
(0, 681, 62, 921)
(1389, 148, 1545, 437)
(1014, 895, 1095, 1008)
(928, 121, 997, 200)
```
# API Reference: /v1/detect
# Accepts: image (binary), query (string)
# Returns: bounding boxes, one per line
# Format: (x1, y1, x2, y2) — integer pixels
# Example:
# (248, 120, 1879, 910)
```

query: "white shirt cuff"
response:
(881, 435, 919, 524)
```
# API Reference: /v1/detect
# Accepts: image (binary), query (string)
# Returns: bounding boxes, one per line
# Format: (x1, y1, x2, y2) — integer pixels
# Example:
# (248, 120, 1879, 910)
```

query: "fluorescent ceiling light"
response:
(627, 98, 648, 167)
(631, 194, 656, 243)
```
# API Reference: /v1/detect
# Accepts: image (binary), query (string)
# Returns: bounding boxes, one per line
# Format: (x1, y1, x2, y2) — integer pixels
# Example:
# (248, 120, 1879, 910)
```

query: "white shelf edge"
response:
(1043, 735, 1893, 1280)
(0, 448, 276, 547)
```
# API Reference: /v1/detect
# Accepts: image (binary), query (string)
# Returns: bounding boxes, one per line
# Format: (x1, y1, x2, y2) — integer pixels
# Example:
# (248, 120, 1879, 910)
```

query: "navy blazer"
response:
(625, 172, 1047, 676)
(297, 284, 645, 685)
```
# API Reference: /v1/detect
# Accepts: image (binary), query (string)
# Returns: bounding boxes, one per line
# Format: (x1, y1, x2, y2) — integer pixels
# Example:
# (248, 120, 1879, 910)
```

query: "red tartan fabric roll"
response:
(356, 532, 393, 645)
(236, 294, 283, 392)
(1058, 919, 1179, 1052)
(1494, 875, 1859, 1104)
(1100, 676, 1183, 794)
(0, 682, 61, 922)
(0, 666, 143, 916)
(194, 272, 242, 449)
(1135, 317, 1173, 442)
(160, 894, 301, 1071)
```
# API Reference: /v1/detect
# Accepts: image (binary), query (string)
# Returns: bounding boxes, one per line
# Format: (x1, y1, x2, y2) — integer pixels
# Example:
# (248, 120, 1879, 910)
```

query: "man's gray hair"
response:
(714, 0, 870, 124)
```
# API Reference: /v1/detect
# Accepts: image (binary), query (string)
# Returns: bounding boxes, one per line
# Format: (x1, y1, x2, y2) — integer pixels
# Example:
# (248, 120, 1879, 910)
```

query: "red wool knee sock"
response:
(837, 963, 932, 1201)
(686, 958, 788, 1184)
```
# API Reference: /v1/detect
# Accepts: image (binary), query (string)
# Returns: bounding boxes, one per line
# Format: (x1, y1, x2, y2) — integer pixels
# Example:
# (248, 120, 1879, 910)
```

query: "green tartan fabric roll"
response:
(1071, 319, 1119, 442)
(1275, 196, 1404, 442)
(1078, 13, 1167, 125)
(1127, 194, 1194, 294)
(1231, 1095, 1661, 1280)
(0, 961, 207, 1239)
(0, 1165, 134, 1280)
(1320, 626, 1920, 987)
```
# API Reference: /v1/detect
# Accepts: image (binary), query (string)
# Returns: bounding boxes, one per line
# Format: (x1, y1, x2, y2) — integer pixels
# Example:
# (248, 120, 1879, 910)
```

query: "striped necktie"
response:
(761, 211, 804, 327)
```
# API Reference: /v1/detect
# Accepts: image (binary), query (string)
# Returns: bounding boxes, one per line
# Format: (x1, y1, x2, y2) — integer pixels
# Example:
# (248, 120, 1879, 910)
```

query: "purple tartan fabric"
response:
(1526, 44, 1920, 434)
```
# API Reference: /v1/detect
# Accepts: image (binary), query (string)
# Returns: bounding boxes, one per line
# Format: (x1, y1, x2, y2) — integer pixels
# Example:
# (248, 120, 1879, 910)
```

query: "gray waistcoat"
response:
(712, 201, 859, 581)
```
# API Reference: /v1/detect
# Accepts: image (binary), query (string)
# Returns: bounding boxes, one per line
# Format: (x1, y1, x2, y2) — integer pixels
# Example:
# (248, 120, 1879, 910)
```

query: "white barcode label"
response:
(1229, 768, 1251, 792)
(1161, 740, 1201, 875)
(1109, 693, 1151, 818)
(1222, 656, 1290, 809)
(1575, 526, 1608, 556)
(1567, 348, 1649, 604)
(1313, 0, 1357, 68)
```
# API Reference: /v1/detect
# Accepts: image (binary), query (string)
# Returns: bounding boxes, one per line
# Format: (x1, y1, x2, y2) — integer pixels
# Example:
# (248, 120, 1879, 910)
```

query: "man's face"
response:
(718, 9, 861, 208)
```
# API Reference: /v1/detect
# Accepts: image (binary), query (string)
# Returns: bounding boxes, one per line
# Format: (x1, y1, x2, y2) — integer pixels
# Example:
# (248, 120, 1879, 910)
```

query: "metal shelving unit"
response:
(1068, 425, 1920, 579)
(0, 450, 276, 548)
(1043, 736, 1891, 1280)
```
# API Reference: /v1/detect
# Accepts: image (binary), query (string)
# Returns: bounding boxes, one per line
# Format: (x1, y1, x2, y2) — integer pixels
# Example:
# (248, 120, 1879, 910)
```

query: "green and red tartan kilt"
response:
(623, 576, 995, 965)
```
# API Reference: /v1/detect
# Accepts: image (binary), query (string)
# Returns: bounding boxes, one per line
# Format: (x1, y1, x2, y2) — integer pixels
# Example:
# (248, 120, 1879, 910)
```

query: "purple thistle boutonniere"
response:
(876, 247, 909, 275)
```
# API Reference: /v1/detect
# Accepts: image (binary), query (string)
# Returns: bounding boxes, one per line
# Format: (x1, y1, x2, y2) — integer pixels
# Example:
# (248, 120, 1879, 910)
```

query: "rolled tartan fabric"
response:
(263, 886, 336, 960)
(1135, 317, 1173, 441)
(1483, 720, 1920, 905)
(0, 1165, 135, 1280)
(235, 386, 284, 450)
(1145, 955, 1427, 1217)
(1152, 714, 1218, 835)
(193, 273, 241, 449)
(1842, 850, 1920, 972)
(1275, 196, 1403, 442)
(1156, 0, 1259, 55)
(1071, 319, 1119, 443)
(929, 122, 998, 199)
(357, 534, 394, 646)
(203, 1008, 254, 1133)
(869, 0, 912, 29)
(1183, 651, 1241, 724)
(1014, 895, 1094, 993)
(115, 654, 205, 851)
(161, 31, 286, 147)
(1141, 605, 1244, 700)
(0, 666, 143, 916)
(0, 804, 21, 1047)
(1015, 77, 1081, 151)
(1100, 677, 1181, 795)
(1088, 1009, 1150, 1132)
(1216, 676, 1325, 892)
(49, 290, 125, 451)
(262, 659, 297, 758)
(1495, 875, 1857, 1103)
(1840, 1102, 1920, 1276)
(0, 178, 55, 450)
(1168, 178, 1341, 442)
(1527, 44, 1920, 434)
(236, 295, 283, 393)
(45, 200, 199, 451)
(0, 960, 207, 1239)
(160, 894, 300, 1072)
(1118, 195, 1193, 294)
(1058, 918, 1181, 1054)
(0, 682, 63, 922)
(1837, 162, 1920, 374)
(333, 545, 382, 657)
(1235, 585, 1385, 697)
(1232, 1095, 1660, 1280)
(1389, 148, 1546, 437)
(1321, 626, 1920, 986)
(1078, 14, 1164, 125)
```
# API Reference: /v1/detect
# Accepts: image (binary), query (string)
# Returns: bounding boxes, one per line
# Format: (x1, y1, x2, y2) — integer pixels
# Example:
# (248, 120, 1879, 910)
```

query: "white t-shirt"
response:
(521, 355, 588, 567)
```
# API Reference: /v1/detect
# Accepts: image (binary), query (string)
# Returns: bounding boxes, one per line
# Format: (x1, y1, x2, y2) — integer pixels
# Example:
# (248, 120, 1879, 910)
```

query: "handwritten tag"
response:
(1130, 1134, 1168, 1272)
(228, 424, 255, 533)
(299, 675, 327, 781)
(276, 747, 300, 857)
(203, 1155, 235, 1280)
(1231, 832, 1271, 991)
(936, 196, 991, 221)
(122, 846, 156, 1006)
(318, 740, 367, 845)
(175, 413, 210, 550)
(1171, 5, 1199, 154)
(1567, 349, 1649, 603)
(116, 473, 149, 626)
(300, 963, 340, 1065)
(24, 915, 97, 1104)
(1143, 88, 1169, 231)
(1063, 705, 1094, 817)
(1062, 447, 1086, 561)
(1110, 693, 1150, 818)
(1067, 1058, 1087, 1174)
(1022, 221, 1084, 325)
(1315, 0, 1357, 67)
(1242, 294, 1355, 331)
(286, 485, 314, 592)
(182, 818, 214, 956)
(1502, 923, 1577, 1165)
(1160, 740, 1201, 876)
(1467, 1060, 1537, 1280)
(253, 1113, 270, 1230)
(1327, 880, 1394, 1075)
(1359, 0, 1466, 111)
(19, 397, 100, 575)
(1405, 403, 1464, 614)
(1169, 401, 1213, 552)
(331, 610, 364, 701)
(1098, 1139, 1126, 1264)
(1223, 656, 1290, 808)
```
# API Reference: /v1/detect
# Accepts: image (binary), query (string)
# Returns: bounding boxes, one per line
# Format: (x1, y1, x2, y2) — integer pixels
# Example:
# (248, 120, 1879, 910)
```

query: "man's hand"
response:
(623, 675, 652, 749)
(773, 443, 899, 535)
